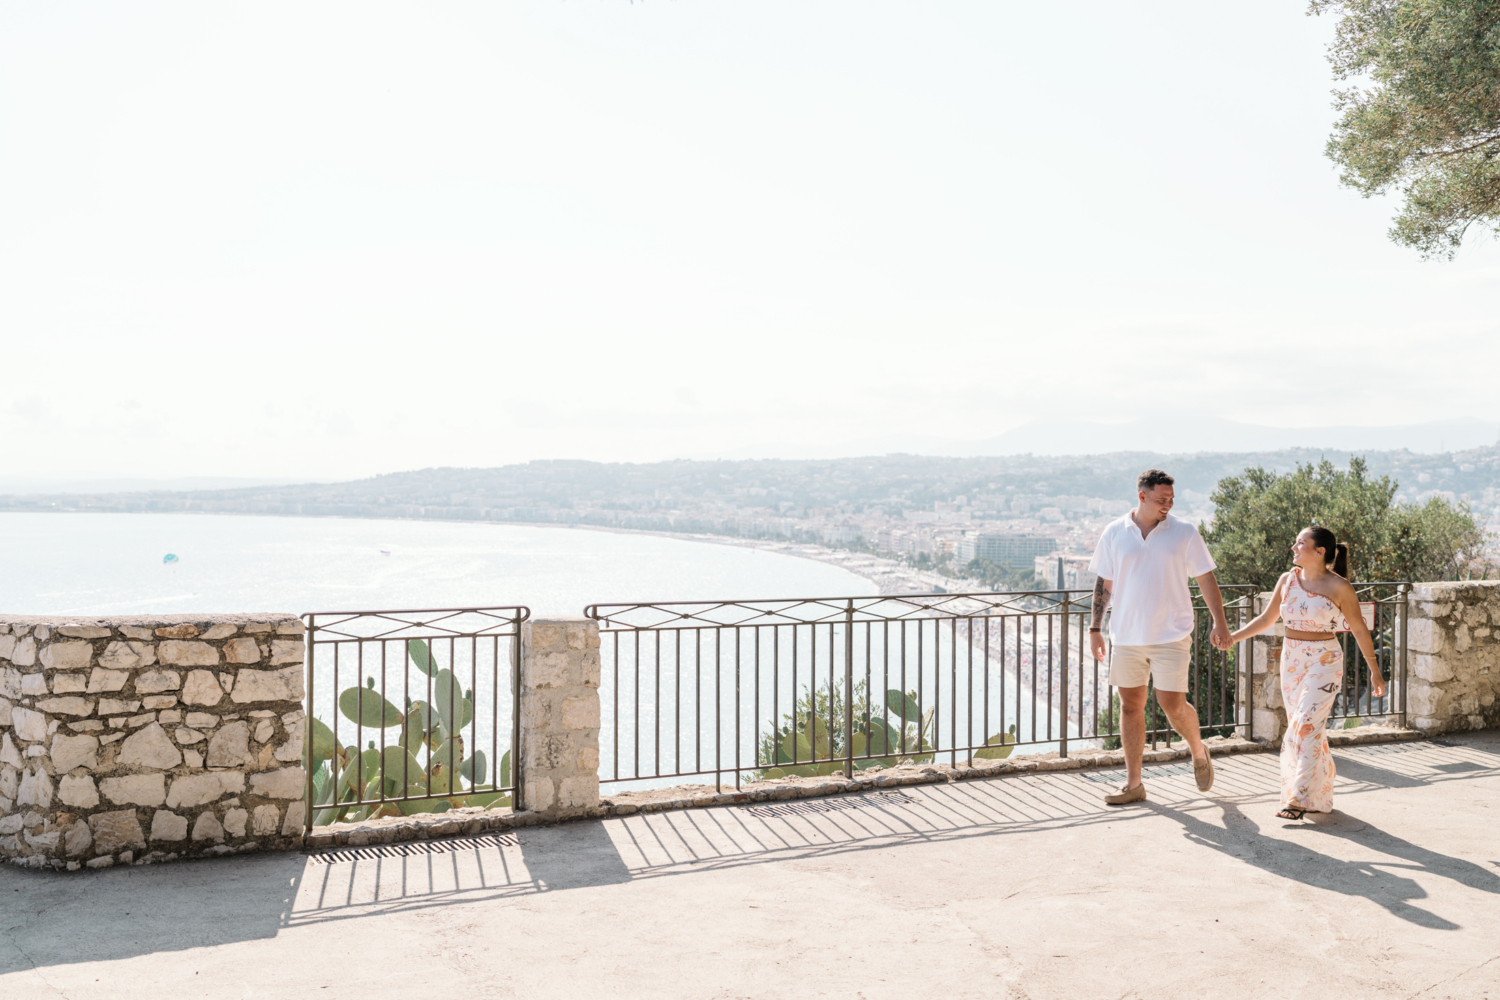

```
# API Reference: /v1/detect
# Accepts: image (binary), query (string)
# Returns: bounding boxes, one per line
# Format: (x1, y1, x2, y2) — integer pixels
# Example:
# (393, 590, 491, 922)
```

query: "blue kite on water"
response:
(162, 553, 179, 564)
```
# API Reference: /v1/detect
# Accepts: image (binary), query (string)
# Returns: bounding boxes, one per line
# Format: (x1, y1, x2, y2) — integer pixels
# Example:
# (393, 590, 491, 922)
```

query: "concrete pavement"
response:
(3, 731, 1499, 999)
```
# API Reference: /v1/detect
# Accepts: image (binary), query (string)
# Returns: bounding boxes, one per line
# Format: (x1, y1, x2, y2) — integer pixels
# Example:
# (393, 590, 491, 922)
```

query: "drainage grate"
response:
(308, 832, 520, 865)
(742, 791, 918, 819)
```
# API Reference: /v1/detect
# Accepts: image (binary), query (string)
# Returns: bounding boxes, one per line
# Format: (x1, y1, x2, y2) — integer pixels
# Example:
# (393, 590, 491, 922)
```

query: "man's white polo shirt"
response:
(1087, 512, 1216, 646)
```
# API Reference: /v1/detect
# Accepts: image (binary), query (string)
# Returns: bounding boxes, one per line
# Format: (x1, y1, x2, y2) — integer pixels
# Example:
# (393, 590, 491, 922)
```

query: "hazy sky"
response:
(3, 2, 1497, 482)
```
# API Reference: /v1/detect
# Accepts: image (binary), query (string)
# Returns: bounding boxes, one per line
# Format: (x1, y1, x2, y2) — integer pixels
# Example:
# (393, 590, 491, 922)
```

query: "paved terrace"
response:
(3, 732, 1499, 1000)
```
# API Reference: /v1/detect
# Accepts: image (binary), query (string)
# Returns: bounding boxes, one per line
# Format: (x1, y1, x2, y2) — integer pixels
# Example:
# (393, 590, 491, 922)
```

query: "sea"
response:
(0, 512, 874, 617)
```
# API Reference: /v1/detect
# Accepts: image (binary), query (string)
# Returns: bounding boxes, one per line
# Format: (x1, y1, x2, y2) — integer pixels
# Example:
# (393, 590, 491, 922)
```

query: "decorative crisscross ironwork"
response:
(585, 589, 1086, 632)
(587, 585, 1266, 795)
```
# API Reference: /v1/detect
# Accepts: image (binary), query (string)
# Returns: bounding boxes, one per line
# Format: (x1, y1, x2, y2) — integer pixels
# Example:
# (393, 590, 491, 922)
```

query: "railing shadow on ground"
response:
(284, 733, 1500, 928)
(6, 735, 1494, 977)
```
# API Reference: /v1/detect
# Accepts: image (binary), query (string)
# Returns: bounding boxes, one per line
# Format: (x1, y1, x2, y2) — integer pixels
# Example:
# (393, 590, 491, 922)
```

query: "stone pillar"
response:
(1248, 592, 1286, 743)
(519, 617, 600, 820)
(1407, 581, 1500, 733)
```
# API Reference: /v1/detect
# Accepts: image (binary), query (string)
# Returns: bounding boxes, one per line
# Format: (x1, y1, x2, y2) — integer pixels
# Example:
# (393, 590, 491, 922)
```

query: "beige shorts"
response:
(1109, 636, 1192, 693)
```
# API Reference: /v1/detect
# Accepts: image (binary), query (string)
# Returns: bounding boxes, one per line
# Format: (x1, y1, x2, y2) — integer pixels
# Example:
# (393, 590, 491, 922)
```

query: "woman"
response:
(1229, 526, 1386, 820)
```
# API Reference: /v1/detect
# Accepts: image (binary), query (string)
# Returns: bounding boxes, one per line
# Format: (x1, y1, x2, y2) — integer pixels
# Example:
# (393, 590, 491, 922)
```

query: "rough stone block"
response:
(9, 636, 37, 667)
(280, 801, 305, 836)
(142, 695, 178, 710)
(273, 730, 304, 763)
(251, 804, 281, 835)
(150, 810, 189, 842)
(50, 734, 99, 772)
(88, 810, 146, 854)
(201, 624, 239, 640)
(176, 728, 205, 744)
(12, 707, 49, 744)
(56, 626, 110, 639)
(36, 697, 95, 717)
(169, 772, 242, 808)
(223, 808, 248, 837)
(1, 734, 24, 768)
(230, 666, 302, 703)
(64, 819, 92, 856)
(561, 691, 599, 730)
(269, 639, 303, 665)
(85, 668, 131, 693)
(207, 721, 251, 767)
(275, 621, 303, 635)
(39, 641, 94, 670)
(21, 674, 47, 695)
(192, 811, 225, 842)
(98, 698, 140, 715)
(118, 723, 183, 770)
(249, 768, 304, 799)
(136, 669, 182, 693)
(224, 638, 262, 664)
(51, 673, 88, 693)
(159, 641, 220, 667)
(155, 625, 200, 639)
(100, 774, 166, 807)
(182, 670, 224, 706)
(524, 777, 555, 813)
(185, 712, 218, 728)
(98, 641, 157, 671)
(558, 775, 599, 809)
(58, 774, 100, 809)
(1411, 653, 1455, 684)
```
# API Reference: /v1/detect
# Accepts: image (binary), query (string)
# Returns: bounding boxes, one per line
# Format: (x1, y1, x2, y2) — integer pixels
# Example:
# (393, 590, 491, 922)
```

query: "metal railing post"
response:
(844, 600, 855, 779)
(1399, 582, 1410, 727)
(513, 614, 525, 812)
(304, 614, 315, 835)
(1059, 596, 1069, 759)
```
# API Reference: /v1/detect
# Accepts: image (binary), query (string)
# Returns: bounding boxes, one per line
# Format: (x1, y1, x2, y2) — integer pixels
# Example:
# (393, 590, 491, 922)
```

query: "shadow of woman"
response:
(1152, 801, 1465, 930)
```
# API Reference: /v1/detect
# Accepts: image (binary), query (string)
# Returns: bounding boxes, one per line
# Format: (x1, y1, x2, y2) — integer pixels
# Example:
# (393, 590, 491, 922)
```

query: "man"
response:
(1088, 469, 1230, 804)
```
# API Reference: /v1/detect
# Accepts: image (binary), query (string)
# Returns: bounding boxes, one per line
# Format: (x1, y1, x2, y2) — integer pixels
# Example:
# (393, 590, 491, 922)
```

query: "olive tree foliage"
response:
(1199, 457, 1486, 590)
(1312, 1, 1500, 257)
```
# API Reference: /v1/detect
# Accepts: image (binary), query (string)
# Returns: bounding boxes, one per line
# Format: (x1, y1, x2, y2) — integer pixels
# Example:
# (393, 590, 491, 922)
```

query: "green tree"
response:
(1313, 1, 1500, 257)
(1200, 457, 1485, 590)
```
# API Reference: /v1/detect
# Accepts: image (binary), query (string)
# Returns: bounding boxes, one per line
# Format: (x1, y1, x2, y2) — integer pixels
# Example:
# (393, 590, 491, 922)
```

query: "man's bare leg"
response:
(1118, 685, 1148, 789)
(1155, 690, 1207, 762)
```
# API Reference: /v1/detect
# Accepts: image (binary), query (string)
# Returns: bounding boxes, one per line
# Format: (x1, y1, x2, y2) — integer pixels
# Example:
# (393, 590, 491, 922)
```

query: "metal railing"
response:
(1324, 581, 1408, 728)
(302, 605, 529, 830)
(584, 586, 1257, 791)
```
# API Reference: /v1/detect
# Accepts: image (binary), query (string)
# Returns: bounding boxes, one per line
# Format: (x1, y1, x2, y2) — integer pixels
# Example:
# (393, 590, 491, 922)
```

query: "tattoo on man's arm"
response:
(1091, 579, 1110, 627)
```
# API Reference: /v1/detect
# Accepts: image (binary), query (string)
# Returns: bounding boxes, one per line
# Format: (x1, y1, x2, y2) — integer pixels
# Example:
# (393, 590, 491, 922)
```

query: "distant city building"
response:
(957, 533, 1058, 569)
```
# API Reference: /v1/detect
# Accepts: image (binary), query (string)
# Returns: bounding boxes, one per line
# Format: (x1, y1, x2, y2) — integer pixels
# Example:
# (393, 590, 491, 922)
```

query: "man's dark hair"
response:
(1137, 469, 1174, 492)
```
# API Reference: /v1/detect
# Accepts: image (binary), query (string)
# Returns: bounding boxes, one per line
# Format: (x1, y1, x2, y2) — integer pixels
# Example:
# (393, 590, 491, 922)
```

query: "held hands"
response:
(1210, 622, 1232, 651)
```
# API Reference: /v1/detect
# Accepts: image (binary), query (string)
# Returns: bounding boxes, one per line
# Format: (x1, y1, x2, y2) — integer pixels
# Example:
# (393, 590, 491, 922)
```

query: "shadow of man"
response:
(1151, 801, 1468, 930)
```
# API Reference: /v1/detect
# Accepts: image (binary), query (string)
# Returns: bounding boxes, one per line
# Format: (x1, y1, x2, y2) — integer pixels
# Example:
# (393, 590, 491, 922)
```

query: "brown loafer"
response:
(1104, 782, 1146, 805)
(1194, 754, 1215, 792)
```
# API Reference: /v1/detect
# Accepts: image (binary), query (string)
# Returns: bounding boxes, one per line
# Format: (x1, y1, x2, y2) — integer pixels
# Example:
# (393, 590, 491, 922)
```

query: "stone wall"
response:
(1407, 581, 1500, 733)
(0, 615, 307, 870)
(519, 616, 600, 820)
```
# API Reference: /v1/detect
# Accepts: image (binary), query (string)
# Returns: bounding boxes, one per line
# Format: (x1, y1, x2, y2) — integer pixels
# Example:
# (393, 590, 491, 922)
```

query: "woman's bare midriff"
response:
(1285, 628, 1336, 641)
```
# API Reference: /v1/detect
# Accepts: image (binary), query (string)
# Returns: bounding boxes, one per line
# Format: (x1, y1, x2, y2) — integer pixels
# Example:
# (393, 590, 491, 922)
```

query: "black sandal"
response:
(1277, 807, 1307, 821)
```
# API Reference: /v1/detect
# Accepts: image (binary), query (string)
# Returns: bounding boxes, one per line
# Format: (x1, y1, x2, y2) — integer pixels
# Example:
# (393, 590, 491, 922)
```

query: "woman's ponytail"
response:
(1308, 525, 1349, 577)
